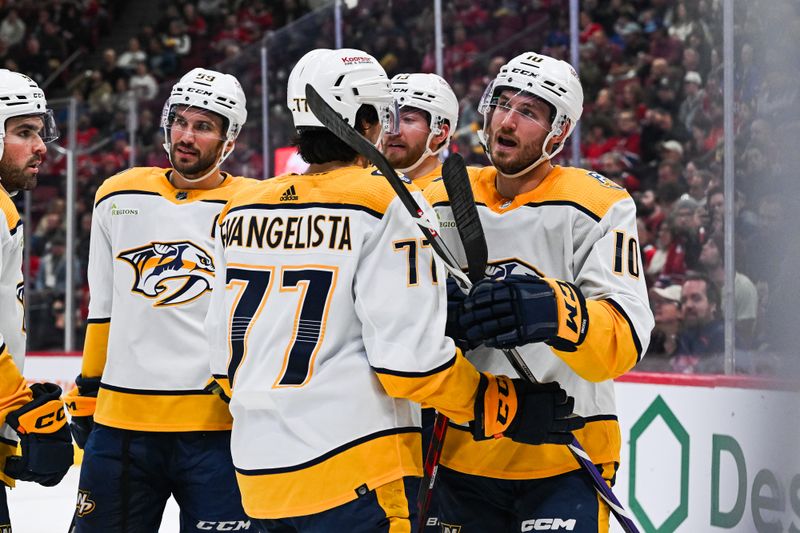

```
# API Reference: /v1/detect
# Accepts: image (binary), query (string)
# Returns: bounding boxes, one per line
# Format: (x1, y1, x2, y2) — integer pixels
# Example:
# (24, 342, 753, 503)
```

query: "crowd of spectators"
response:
(10, 0, 800, 378)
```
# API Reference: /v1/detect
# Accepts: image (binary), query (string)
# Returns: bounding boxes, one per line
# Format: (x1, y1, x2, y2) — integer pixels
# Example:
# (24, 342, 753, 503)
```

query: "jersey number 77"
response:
(225, 264, 337, 388)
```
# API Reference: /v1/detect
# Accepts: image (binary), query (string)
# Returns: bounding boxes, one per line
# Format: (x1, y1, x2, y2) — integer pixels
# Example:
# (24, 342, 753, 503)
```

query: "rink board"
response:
(25, 354, 800, 533)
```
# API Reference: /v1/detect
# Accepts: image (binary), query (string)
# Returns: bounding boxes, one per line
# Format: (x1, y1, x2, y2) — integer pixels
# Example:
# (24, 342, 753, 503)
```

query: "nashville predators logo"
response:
(484, 259, 545, 280)
(117, 241, 215, 307)
(76, 490, 96, 517)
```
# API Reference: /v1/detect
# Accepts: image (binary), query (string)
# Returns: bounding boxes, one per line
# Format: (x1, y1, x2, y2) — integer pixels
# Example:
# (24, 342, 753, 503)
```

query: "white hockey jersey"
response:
(0, 186, 32, 487)
(424, 165, 653, 480)
(83, 167, 255, 432)
(206, 166, 482, 519)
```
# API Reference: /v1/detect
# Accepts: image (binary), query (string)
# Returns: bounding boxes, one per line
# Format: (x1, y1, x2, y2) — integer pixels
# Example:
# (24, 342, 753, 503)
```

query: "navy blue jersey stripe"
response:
(605, 298, 644, 361)
(372, 354, 457, 378)
(236, 426, 421, 475)
(224, 202, 384, 220)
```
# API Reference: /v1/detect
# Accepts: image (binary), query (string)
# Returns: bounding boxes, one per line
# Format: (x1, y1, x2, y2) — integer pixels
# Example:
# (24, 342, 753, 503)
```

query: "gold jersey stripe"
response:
(81, 321, 110, 378)
(553, 300, 640, 382)
(236, 430, 421, 519)
(375, 478, 412, 533)
(94, 387, 232, 431)
(219, 166, 412, 224)
(94, 167, 255, 207)
(441, 418, 620, 480)
(0, 186, 20, 232)
(424, 165, 630, 221)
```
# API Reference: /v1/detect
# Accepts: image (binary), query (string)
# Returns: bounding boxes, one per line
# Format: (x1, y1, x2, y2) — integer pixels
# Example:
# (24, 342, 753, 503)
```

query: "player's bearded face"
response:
(0, 115, 48, 192)
(486, 91, 552, 176)
(169, 107, 226, 178)
(382, 109, 430, 169)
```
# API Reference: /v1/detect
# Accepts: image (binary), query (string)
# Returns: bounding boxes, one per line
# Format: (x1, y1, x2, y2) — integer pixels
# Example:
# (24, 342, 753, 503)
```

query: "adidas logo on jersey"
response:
(280, 185, 299, 201)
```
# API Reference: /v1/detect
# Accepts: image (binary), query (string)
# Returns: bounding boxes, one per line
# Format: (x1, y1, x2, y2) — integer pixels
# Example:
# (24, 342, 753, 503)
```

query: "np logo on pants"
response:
(521, 518, 577, 531)
(76, 490, 96, 517)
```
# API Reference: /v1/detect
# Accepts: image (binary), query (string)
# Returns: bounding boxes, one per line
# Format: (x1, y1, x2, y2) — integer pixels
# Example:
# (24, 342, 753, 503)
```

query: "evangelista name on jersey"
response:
(219, 212, 352, 252)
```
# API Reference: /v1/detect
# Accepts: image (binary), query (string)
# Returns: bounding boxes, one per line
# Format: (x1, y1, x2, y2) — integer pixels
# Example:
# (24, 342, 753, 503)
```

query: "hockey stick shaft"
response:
(442, 155, 639, 533)
(304, 85, 638, 532)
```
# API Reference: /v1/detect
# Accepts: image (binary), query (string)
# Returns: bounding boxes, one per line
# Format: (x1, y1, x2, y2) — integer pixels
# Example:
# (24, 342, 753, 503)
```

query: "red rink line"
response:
(28, 352, 800, 392)
(616, 371, 800, 391)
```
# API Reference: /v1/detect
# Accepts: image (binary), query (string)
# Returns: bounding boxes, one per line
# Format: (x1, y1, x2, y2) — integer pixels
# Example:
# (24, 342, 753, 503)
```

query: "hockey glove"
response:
(472, 374, 584, 445)
(445, 277, 474, 350)
(64, 375, 100, 449)
(4, 382, 73, 486)
(460, 275, 588, 351)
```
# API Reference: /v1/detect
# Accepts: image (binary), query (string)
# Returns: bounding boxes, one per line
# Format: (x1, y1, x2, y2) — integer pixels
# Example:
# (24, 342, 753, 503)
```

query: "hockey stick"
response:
(304, 85, 639, 533)
(440, 153, 640, 533)
(422, 154, 489, 526)
(416, 154, 488, 531)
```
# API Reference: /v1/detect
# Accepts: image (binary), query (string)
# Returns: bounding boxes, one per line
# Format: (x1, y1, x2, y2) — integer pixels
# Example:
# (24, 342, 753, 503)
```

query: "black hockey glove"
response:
(4, 382, 74, 486)
(460, 275, 588, 351)
(471, 373, 584, 445)
(445, 277, 474, 350)
(64, 375, 100, 449)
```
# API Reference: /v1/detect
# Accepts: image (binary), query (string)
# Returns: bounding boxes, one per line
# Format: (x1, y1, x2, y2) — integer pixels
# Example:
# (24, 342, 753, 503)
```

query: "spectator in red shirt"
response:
(444, 25, 477, 78)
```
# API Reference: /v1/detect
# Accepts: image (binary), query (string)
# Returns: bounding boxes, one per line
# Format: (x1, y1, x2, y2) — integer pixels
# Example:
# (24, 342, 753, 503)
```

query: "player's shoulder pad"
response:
(221, 166, 402, 222)
(332, 166, 410, 215)
(544, 166, 632, 221)
(0, 187, 20, 234)
(423, 165, 484, 207)
(94, 167, 169, 205)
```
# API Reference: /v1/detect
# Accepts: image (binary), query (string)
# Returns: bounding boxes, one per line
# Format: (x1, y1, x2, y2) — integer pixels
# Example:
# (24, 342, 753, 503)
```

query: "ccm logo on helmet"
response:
(186, 87, 214, 96)
(510, 67, 540, 78)
(521, 518, 576, 531)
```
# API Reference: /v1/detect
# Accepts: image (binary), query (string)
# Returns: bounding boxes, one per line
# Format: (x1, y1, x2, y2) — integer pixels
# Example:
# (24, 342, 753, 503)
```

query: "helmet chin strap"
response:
(396, 130, 446, 175)
(477, 119, 569, 180)
(163, 139, 233, 184)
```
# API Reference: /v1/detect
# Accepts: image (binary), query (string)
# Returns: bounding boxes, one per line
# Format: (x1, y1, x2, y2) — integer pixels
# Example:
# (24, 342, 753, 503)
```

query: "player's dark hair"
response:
(291, 104, 379, 165)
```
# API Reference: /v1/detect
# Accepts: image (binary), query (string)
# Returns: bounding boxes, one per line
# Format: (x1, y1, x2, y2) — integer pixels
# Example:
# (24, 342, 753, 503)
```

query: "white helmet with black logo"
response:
(478, 52, 583, 177)
(390, 73, 459, 173)
(162, 68, 247, 179)
(0, 69, 58, 160)
(287, 48, 396, 135)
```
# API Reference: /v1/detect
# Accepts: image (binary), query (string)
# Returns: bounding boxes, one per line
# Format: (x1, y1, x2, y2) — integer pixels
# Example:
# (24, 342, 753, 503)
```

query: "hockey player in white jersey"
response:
(382, 72, 459, 188)
(206, 47, 583, 532)
(0, 69, 72, 529)
(66, 68, 258, 532)
(424, 52, 654, 532)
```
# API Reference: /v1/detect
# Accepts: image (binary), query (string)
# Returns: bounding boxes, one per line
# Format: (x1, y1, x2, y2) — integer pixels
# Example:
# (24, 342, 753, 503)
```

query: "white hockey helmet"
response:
(287, 48, 396, 136)
(162, 68, 247, 180)
(0, 69, 58, 161)
(389, 73, 459, 173)
(478, 52, 584, 177)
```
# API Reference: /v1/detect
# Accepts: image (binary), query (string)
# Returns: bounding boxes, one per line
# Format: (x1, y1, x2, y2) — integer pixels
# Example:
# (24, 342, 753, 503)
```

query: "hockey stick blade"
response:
(441, 154, 487, 284)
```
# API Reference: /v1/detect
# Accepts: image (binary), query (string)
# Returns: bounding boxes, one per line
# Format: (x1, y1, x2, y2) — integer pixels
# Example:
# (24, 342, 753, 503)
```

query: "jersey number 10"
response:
(613, 231, 640, 278)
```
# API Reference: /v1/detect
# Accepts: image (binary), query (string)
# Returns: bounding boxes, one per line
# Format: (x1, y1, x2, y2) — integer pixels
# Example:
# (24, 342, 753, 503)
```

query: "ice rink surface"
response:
(7, 466, 180, 532)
